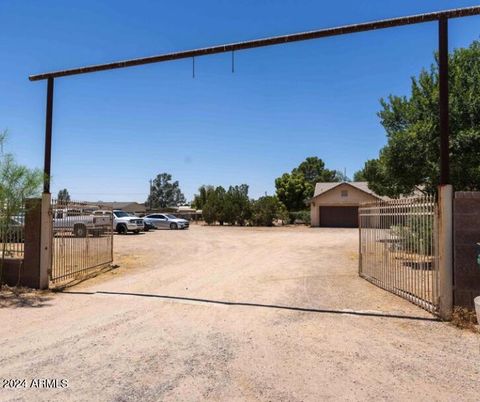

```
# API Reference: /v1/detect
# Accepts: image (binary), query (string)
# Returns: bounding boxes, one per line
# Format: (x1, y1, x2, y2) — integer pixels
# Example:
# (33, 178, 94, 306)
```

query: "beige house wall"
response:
(310, 183, 379, 227)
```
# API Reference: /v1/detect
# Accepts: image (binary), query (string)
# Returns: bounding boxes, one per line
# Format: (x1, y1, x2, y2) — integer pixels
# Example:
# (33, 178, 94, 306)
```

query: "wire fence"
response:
(50, 199, 113, 284)
(359, 195, 439, 314)
(0, 205, 25, 260)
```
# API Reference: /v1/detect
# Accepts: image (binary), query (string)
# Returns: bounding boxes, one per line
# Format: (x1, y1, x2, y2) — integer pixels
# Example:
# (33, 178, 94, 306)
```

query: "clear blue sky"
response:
(1, 1, 479, 202)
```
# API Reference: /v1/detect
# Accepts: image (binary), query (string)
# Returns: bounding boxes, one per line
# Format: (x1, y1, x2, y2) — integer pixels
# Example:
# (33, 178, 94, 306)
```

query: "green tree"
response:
(57, 188, 71, 203)
(214, 186, 227, 225)
(353, 169, 367, 181)
(223, 184, 251, 226)
(275, 157, 340, 211)
(192, 185, 214, 210)
(0, 131, 43, 285)
(275, 173, 312, 212)
(202, 186, 226, 225)
(250, 196, 284, 226)
(361, 40, 480, 196)
(198, 183, 288, 226)
(201, 197, 216, 225)
(276, 201, 290, 225)
(292, 156, 340, 187)
(146, 173, 186, 209)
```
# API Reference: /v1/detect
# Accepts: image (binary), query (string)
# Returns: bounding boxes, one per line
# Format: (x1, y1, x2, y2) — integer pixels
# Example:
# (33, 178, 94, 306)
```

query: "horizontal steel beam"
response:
(29, 6, 480, 81)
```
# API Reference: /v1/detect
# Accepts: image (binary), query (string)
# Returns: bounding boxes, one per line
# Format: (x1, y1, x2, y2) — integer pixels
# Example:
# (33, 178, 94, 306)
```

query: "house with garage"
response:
(309, 182, 386, 228)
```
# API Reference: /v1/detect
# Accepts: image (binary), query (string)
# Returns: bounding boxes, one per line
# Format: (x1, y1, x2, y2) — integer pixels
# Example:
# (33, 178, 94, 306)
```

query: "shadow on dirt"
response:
(61, 290, 440, 322)
(0, 286, 53, 308)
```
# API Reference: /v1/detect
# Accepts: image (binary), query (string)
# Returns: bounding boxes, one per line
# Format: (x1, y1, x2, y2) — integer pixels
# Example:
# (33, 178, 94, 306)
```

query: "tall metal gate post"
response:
(439, 17, 449, 185)
(39, 77, 55, 289)
(438, 185, 453, 319)
(39, 192, 52, 289)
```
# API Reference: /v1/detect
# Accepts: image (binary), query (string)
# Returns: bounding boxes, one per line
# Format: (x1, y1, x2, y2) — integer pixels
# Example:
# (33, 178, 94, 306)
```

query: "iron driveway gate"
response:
(50, 199, 113, 284)
(359, 196, 439, 314)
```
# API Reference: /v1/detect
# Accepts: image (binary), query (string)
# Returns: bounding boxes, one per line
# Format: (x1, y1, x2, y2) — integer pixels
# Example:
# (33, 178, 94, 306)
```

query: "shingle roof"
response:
(313, 181, 385, 199)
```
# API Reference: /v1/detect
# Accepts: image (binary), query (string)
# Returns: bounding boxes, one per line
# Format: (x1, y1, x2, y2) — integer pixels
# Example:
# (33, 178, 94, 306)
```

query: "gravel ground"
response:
(0, 225, 479, 401)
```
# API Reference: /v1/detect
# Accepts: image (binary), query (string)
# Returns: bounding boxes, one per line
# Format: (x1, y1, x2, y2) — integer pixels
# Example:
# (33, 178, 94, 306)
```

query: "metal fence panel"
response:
(50, 199, 113, 284)
(0, 204, 25, 260)
(359, 196, 439, 314)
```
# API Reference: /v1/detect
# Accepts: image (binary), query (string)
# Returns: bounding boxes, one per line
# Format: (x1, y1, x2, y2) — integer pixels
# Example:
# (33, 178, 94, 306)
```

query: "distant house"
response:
(95, 202, 147, 215)
(175, 205, 202, 220)
(140, 205, 202, 220)
(309, 182, 385, 228)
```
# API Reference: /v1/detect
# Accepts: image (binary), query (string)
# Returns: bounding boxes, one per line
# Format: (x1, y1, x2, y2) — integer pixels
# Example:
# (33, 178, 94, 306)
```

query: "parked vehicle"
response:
(126, 212, 151, 231)
(143, 214, 189, 230)
(143, 220, 155, 230)
(94, 210, 143, 234)
(53, 208, 111, 237)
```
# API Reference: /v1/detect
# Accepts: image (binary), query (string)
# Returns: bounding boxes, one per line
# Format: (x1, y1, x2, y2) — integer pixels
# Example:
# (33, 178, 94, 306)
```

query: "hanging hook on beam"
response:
(192, 56, 195, 78)
(231, 51, 235, 73)
(29, 6, 480, 81)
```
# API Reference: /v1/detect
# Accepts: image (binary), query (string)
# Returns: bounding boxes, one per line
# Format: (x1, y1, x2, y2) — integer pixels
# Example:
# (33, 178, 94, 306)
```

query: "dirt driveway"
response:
(0, 225, 479, 401)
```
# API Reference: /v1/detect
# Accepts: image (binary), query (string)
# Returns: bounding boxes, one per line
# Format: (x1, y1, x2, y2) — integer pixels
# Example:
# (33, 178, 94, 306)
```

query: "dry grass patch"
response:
(451, 306, 479, 332)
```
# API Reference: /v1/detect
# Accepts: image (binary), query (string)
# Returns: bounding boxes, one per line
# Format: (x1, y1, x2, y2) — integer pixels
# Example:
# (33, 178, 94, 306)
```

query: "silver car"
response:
(143, 214, 189, 230)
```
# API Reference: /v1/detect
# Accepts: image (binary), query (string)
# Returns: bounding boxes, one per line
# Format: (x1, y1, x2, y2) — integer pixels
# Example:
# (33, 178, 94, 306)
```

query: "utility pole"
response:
(148, 179, 153, 211)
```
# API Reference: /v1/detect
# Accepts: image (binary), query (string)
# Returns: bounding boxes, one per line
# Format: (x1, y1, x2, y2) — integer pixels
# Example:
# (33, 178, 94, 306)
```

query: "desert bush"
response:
(390, 209, 433, 255)
(195, 184, 289, 226)
(202, 186, 226, 225)
(250, 196, 284, 226)
(451, 307, 478, 332)
(288, 210, 311, 225)
(223, 185, 251, 226)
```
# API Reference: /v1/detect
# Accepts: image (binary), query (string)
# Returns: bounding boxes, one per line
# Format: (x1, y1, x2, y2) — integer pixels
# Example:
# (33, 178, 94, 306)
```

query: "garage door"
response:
(319, 206, 358, 228)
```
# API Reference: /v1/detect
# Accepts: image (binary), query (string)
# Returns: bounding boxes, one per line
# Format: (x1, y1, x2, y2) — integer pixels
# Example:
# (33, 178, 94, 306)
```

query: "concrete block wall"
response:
(1, 259, 24, 286)
(1, 198, 43, 288)
(453, 192, 480, 309)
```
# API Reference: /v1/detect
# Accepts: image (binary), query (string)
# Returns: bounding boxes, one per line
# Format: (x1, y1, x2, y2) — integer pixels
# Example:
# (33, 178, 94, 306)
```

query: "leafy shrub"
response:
(202, 186, 226, 225)
(222, 185, 251, 226)
(288, 210, 311, 225)
(250, 196, 284, 226)
(390, 210, 433, 255)
(194, 184, 289, 226)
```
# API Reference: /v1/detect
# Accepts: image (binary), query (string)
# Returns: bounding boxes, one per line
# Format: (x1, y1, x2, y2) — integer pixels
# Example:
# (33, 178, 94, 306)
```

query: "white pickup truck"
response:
(53, 208, 112, 237)
(93, 210, 144, 234)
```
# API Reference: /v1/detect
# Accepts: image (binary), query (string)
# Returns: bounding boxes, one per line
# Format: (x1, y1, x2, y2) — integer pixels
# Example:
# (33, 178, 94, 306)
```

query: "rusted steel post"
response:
(29, 6, 480, 82)
(437, 18, 453, 319)
(438, 185, 453, 319)
(43, 77, 54, 193)
(439, 17, 449, 185)
(39, 192, 52, 289)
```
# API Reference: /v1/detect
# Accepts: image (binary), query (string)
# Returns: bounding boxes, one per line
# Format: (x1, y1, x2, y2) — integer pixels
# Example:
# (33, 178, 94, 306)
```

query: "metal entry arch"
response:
(29, 6, 480, 193)
(28, 7, 480, 312)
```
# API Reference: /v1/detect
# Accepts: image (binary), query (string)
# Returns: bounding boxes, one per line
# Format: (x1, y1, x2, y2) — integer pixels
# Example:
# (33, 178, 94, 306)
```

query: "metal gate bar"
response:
(0, 203, 25, 260)
(50, 199, 113, 284)
(359, 196, 439, 314)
